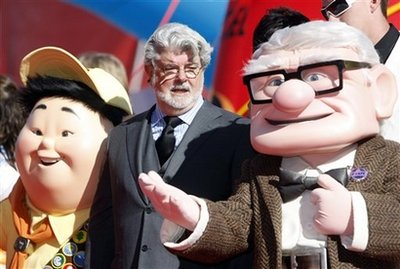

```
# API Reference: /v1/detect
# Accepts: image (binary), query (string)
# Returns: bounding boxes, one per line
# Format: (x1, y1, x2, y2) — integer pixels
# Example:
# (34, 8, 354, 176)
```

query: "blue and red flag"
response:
(1, 0, 228, 113)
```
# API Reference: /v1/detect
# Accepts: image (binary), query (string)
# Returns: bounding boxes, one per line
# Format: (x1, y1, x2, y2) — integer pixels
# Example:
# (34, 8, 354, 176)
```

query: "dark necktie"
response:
(278, 167, 349, 203)
(156, 116, 182, 166)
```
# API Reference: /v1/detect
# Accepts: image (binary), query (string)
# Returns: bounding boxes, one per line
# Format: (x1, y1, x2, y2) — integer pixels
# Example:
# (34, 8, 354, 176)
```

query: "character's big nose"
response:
(39, 136, 56, 149)
(272, 80, 315, 113)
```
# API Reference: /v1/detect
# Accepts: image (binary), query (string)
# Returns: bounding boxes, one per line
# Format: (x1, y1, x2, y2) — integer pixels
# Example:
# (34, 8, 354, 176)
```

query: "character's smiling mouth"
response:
(40, 158, 60, 166)
(266, 113, 332, 126)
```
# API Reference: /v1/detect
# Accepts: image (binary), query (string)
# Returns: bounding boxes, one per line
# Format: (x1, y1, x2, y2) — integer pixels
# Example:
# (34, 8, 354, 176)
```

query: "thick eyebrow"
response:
(33, 103, 47, 111)
(61, 106, 80, 119)
(32, 103, 80, 119)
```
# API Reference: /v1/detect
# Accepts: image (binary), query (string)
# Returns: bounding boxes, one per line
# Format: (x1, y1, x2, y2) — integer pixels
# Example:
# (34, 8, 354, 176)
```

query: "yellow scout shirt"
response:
(0, 197, 89, 268)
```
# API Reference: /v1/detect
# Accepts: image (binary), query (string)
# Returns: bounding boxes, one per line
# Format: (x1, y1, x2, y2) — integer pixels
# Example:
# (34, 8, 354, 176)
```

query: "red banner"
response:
(0, 0, 137, 86)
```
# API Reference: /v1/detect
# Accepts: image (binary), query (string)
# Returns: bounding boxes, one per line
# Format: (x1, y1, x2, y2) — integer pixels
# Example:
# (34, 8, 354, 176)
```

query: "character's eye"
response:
(32, 129, 43, 136)
(61, 130, 73, 137)
(268, 78, 285, 87)
(303, 72, 327, 82)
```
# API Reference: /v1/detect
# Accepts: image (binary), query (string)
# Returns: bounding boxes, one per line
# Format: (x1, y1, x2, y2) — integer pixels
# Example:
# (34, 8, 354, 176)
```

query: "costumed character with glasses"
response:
(138, 21, 400, 269)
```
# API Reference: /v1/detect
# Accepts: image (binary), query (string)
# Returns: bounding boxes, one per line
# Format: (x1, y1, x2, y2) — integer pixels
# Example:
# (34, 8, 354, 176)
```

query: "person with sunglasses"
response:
(86, 22, 255, 269)
(138, 20, 400, 269)
(321, 0, 400, 143)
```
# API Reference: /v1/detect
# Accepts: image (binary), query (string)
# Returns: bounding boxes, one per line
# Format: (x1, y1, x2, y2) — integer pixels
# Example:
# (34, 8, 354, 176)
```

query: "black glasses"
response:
(243, 60, 371, 105)
(321, 0, 355, 20)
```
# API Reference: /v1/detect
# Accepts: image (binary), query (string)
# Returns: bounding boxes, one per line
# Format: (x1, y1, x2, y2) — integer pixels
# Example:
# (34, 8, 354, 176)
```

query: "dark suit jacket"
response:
(86, 101, 255, 269)
(178, 136, 400, 269)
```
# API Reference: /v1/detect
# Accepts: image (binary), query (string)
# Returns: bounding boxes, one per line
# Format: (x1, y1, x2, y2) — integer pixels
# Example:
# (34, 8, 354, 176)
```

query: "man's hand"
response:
(310, 174, 354, 235)
(139, 171, 200, 231)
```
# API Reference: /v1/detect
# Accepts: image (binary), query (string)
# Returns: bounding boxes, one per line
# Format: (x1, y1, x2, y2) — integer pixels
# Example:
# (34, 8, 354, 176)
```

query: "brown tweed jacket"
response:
(178, 136, 400, 268)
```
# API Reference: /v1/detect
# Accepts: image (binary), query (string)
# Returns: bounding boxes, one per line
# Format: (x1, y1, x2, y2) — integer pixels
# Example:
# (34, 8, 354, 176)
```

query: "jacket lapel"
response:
(163, 101, 223, 182)
(347, 136, 384, 191)
(126, 106, 160, 204)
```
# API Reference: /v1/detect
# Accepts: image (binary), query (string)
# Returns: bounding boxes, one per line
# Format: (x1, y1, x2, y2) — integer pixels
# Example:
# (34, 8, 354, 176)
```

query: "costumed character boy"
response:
(0, 46, 132, 269)
(138, 21, 400, 268)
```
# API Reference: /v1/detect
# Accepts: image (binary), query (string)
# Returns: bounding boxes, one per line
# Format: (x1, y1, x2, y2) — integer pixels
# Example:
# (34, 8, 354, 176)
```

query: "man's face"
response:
(149, 50, 204, 115)
(321, 0, 369, 32)
(15, 97, 113, 214)
(248, 48, 380, 157)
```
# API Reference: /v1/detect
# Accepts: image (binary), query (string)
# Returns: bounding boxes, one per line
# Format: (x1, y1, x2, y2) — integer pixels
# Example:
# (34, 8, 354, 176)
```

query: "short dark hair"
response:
(252, 7, 309, 52)
(0, 75, 28, 167)
(19, 76, 127, 126)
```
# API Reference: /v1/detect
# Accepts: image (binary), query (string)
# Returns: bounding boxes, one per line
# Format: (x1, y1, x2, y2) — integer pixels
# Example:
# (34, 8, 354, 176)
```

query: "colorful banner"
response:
(1, 0, 399, 115)
(0, 0, 228, 89)
(0, 0, 229, 113)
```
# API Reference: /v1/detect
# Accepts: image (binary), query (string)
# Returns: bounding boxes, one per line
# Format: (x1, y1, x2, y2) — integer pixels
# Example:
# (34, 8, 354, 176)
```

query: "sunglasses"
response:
(321, 0, 356, 20)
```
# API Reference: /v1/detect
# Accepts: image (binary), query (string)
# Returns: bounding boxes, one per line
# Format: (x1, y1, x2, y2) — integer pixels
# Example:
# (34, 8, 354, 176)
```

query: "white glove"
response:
(310, 174, 354, 235)
(139, 171, 200, 231)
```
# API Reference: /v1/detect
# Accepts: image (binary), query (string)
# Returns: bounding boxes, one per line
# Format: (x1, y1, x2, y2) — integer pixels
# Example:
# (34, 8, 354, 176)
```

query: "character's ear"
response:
(369, 64, 397, 120)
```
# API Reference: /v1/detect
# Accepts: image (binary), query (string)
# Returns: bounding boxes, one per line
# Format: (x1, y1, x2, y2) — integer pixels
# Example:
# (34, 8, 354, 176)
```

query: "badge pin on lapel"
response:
(350, 167, 368, 182)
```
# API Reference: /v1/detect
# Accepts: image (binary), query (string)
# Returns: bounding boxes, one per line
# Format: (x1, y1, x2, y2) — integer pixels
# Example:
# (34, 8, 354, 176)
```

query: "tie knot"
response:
(164, 116, 182, 128)
(156, 116, 182, 166)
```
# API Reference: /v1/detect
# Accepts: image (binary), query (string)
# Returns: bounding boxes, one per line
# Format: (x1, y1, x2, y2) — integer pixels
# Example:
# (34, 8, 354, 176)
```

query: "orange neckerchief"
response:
(9, 180, 53, 269)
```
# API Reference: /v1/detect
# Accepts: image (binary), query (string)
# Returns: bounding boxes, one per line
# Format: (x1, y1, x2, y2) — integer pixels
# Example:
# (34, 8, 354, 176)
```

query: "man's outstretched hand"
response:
(139, 171, 200, 231)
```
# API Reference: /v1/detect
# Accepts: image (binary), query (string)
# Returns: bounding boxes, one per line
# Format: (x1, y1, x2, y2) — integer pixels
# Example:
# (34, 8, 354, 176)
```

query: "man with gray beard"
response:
(86, 22, 255, 269)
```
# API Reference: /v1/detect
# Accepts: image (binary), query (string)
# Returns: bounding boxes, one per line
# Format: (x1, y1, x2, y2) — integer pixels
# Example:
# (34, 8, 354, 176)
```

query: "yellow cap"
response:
(20, 46, 133, 115)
